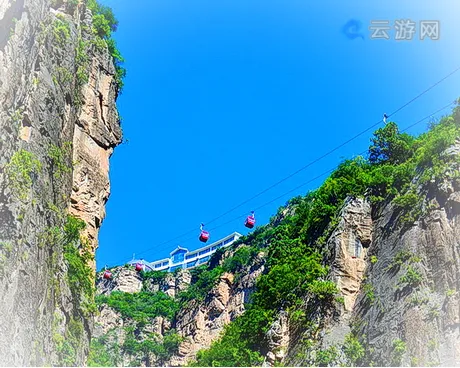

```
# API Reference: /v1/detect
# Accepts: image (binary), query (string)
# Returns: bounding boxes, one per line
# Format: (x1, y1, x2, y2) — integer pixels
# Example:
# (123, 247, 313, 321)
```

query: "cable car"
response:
(245, 211, 255, 229)
(135, 262, 144, 272)
(103, 270, 112, 279)
(199, 223, 210, 243)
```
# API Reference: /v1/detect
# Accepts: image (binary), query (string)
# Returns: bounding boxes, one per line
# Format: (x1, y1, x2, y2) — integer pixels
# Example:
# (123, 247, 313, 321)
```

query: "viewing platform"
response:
(128, 232, 242, 273)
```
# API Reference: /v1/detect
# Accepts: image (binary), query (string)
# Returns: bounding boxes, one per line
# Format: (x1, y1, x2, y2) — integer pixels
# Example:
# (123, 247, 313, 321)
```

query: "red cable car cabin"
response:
(245, 215, 255, 229)
(135, 263, 144, 272)
(199, 230, 210, 243)
(103, 270, 112, 280)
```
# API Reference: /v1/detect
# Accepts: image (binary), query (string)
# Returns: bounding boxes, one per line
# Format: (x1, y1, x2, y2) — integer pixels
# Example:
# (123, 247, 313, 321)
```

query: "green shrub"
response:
(48, 142, 73, 179)
(5, 149, 42, 201)
(63, 216, 96, 315)
(222, 245, 258, 273)
(96, 291, 179, 323)
(88, 335, 120, 367)
(53, 15, 70, 46)
(121, 327, 182, 365)
(141, 270, 167, 285)
(392, 339, 406, 365)
(398, 265, 423, 288)
(192, 320, 264, 367)
(178, 266, 224, 303)
(315, 346, 339, 366)
(86, 0, 125, 91)
(183, 109, 460, 366)
(369, 122, 415, 165)
(363, 283, 375, 303)
(343, 334, 365, 366)
(308, 279, 338, 300)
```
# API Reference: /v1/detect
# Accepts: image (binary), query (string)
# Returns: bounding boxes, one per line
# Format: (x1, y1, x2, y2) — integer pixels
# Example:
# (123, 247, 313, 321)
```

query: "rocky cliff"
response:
(285, 141, 460, 367)
(91, 114, 460, 367)
(0, 0, 121, 365)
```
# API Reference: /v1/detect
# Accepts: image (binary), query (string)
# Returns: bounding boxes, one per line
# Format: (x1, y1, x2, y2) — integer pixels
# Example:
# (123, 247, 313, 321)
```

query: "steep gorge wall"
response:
(92, 141, 460, 367)
(93, 252, 265, 366)
(353, 156, 460, 366)
(284, 143, 460, 367)
(0, 0, 121, 365)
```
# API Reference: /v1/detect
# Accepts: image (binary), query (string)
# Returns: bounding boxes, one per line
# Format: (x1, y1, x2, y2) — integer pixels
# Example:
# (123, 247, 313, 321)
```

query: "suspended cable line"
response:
(123, 100, 456, 263)
(203, 65, 460, 226)
(130, 66, 460, 260)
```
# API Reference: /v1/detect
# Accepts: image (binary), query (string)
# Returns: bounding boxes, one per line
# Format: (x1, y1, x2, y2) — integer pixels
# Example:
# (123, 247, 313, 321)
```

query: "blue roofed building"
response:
(127, 232, 242, 272)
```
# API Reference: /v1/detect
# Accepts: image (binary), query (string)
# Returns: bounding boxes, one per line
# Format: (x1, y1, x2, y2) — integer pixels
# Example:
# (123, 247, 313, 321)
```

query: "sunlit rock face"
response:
(0, 0, 121, 365)
(285, 144, 460, 367)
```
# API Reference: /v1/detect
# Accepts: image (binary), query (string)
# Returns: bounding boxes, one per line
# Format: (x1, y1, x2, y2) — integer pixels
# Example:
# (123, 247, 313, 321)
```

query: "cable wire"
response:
(124, 100, 455, 263)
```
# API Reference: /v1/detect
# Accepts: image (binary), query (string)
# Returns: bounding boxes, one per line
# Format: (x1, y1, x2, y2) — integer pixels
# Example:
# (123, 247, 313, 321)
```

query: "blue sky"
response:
(97, 0, 460, 269)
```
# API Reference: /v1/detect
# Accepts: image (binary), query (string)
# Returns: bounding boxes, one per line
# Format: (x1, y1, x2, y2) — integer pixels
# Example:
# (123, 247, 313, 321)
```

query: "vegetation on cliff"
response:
(86, 0, 126, 91)
(191, 104, 460, 366)
(89, 102, 460, 366)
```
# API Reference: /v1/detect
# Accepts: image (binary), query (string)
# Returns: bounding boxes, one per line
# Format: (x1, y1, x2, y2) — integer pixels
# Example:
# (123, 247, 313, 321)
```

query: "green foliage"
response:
(97, 108, 460, 367)
(63, 216, 96, 315)
(76, 38, 89, 86)
(315, 346, 339, 366)
(54, 66, 73, 86)
(428, 338, 438, 351)
(392, 339, 406, 365)
(96, 291, 180, 323)
(141, 270, 167, 285)
(121, 327, 183, 365)
(409, 291, 429, 307)
(178, 266, 225, 303)
(9, 107, 24, 125)
(363, 283, 375, 303)
(53, 15, 70, 46)
(369, 122, 415, 165)
(446, 288, 456, 297)
(54, 316, 84, 366)
(387, 249, 421, 272)
(86, 0, 125, 91)
(88, 334, 120, 367)
(192, 320, 264, 367)
(5, 149, 42, 201)
(307, 279, 338, 300)
(222, 245, 258, 273)
(393, 191, 423, 225)
(343, 333, 365, 366)
(48, 142, 73, 179)
(428, 305, 440, 320)
(398, 265, 423, 289)
(0, 242, 13, 277)
(393, 192, 419, 210)
(87, 0, 118, 34)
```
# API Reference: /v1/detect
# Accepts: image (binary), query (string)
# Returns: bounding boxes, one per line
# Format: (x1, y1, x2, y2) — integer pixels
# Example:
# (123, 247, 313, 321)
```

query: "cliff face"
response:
(92, 253, 265, 366)
(92, 134, 460, 367)
(353, 147, 460, 366)
(285, 142, 460, 367)
(170, 253, 265, 366)
(0, 0, 121, 365)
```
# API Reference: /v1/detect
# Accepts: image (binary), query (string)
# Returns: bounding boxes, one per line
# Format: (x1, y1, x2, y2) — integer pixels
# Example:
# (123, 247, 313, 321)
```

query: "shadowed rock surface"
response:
(0, 0, 121, 365)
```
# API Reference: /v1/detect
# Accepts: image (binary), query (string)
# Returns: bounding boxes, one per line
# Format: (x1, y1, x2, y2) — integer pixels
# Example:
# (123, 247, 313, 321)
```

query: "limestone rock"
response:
(0, 0, 121, 365)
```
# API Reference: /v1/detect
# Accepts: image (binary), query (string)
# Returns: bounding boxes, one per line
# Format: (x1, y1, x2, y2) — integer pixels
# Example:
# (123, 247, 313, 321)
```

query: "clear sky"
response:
(97, 0, 460, 269)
